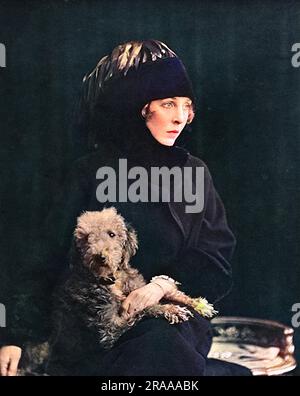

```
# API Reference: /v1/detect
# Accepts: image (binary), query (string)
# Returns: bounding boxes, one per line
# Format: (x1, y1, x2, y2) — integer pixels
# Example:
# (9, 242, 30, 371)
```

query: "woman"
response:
(0, 40, 249, 376)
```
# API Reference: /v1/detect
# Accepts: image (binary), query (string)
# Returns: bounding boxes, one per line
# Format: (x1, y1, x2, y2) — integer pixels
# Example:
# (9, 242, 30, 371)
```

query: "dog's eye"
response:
(108, 231, 116, 238)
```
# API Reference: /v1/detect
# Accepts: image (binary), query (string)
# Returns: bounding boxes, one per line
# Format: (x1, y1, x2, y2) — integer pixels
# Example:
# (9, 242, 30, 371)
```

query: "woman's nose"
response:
(172, 107, 186, 124)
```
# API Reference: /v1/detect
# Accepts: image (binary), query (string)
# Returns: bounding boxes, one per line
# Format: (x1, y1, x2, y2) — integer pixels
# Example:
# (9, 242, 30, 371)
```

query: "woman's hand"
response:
(0, 345, 22, 376)
(121, 278, 178, 317)
(121, 283, 165, 317)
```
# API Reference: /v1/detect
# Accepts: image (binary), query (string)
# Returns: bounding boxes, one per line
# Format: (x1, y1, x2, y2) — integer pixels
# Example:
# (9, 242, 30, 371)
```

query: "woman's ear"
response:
(141, 103, 150, 119)
(121, 225, 138, 268)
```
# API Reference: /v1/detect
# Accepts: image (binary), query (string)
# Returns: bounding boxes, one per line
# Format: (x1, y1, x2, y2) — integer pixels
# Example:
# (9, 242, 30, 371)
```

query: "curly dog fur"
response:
(49, 207, 216, 354)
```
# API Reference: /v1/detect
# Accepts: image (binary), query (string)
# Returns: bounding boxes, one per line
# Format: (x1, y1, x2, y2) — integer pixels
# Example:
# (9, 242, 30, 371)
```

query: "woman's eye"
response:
(162, 102, 174, 108)
(108, 231, 116, 238)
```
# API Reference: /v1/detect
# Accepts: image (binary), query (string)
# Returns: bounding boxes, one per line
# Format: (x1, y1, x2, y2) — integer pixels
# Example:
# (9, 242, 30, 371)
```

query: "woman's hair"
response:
(76, 40, 195, 152)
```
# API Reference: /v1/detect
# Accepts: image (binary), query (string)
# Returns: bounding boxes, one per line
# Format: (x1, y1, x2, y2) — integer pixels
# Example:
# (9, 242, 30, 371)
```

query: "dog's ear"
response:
(121, 225, 138, 268)
(74, 224, 90, 249)
(74, 212, 92, 244)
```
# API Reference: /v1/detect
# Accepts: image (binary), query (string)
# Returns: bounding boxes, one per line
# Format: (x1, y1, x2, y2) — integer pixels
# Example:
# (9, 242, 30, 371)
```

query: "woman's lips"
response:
(167, 130, 179, 134)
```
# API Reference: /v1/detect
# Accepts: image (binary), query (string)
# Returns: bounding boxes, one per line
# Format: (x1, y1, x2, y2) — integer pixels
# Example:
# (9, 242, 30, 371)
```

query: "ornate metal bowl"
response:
(208, 316, 297, 376)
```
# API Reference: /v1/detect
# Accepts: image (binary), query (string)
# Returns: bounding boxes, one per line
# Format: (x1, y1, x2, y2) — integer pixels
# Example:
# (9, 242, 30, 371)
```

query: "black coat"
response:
(2, 137, 238, 375)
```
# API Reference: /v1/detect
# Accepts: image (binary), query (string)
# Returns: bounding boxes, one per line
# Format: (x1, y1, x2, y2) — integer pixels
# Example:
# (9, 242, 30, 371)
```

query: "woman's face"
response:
(143, 97, 193, 146)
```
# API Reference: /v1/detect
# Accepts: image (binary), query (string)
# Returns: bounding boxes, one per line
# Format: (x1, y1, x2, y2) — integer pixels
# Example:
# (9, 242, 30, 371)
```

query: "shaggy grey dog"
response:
(47, 207, 216, 363)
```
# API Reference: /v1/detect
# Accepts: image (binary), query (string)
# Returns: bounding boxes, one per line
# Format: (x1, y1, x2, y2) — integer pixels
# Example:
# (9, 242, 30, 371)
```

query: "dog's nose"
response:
(95, 254, 106, 264)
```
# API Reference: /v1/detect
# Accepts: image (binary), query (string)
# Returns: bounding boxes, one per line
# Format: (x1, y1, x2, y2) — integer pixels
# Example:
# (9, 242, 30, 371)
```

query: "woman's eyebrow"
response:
(172, 97, 192, 102)
(161, 97, 192, 104)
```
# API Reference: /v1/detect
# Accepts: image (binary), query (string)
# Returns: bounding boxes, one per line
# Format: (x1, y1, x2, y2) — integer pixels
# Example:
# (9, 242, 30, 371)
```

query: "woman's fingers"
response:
(0, 358, 9, 376)
(121, 297, 139, 315)
(121, 283, 166, 317)
(7, 359, 19, 376)
(122, 295, 142, 315)
(0, 346, 21, 376)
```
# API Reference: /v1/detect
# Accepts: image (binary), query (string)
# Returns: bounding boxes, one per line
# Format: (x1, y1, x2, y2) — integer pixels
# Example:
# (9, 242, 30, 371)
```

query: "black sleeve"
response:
(163, 163, 236, 304)
(1, 160, 91, 348)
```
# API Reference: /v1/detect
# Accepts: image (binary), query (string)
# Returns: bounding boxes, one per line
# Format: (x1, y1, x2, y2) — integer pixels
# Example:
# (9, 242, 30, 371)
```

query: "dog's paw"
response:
(164, 305, 194, 324)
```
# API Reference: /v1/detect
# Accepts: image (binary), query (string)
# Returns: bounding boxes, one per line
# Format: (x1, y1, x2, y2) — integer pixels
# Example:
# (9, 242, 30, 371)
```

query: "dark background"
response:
(0, 0, 300, 362)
